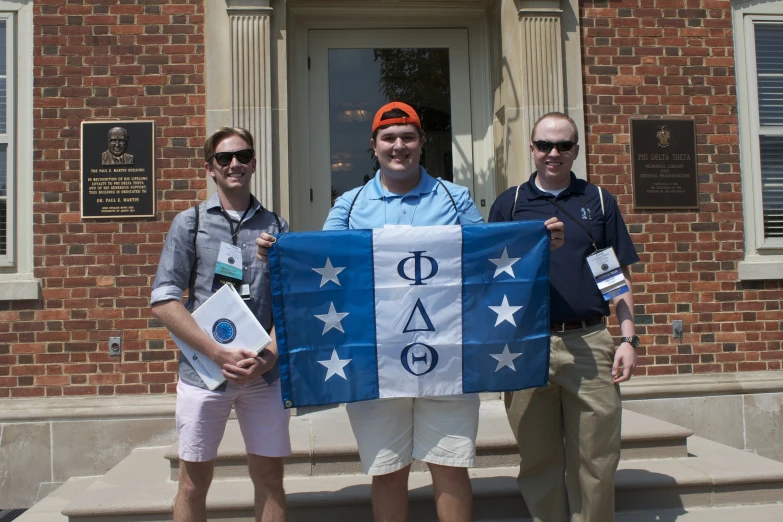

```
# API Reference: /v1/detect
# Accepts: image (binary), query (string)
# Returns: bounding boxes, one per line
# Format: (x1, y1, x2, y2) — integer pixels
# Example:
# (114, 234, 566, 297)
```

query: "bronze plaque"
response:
(81, 120, 156, 219)
(630, 119, 698, 209)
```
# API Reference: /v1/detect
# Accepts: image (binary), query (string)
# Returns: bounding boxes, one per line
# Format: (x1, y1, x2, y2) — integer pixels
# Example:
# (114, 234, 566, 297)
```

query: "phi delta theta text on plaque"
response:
(630, 119, 699, 210)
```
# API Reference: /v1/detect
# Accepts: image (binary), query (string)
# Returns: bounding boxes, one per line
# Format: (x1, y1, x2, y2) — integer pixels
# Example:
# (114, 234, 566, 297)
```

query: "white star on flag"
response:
(314, 302, 349, 334)
(489, 247, 521, 279)
(490, 344, 523, 372)
(318, 349, 352, 381)
(489, 295, 523, 327)
(312, 258, 345, 288)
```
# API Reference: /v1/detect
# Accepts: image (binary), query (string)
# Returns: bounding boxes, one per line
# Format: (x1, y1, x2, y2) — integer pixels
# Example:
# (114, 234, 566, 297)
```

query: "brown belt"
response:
(550, 316, 604, 333)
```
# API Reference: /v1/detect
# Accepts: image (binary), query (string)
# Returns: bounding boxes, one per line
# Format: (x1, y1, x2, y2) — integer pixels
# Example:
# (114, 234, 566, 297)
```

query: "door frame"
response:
(288, 1, 495, 231)
(308, 29, 475, 230)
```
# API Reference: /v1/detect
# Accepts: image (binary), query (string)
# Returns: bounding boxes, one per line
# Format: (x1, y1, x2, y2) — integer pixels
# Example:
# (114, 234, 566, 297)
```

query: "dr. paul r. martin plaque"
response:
(630, 119, 698, 209)
(81, 120, 156, 219)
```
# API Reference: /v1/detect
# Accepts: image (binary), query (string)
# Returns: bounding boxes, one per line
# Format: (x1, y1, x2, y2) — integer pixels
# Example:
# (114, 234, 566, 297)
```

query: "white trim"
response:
(733, 0, 783, 279)
(0, 12, 14, 268)
(307, 29, 476, 229)
(288, 3, 495, 230)
(0, 0, 37, 299)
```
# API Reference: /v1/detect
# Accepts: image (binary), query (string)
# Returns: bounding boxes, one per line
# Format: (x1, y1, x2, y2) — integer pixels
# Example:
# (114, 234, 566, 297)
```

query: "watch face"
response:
(623, 336, 640, 347)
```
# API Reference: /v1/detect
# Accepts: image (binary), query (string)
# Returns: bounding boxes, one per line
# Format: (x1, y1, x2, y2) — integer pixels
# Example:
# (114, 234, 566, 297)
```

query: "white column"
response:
(226, 0, 274, 208)
(517, 1, 565, 172)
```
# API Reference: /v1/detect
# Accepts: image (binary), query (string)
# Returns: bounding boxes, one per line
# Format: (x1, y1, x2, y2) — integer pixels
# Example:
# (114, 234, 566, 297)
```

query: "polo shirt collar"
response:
(365, 166, 437, 200)
(523, 172, 584, 200)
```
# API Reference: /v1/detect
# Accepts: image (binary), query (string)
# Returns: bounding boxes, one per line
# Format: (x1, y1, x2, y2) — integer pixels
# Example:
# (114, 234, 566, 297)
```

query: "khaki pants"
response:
(505, 324, 621, 522)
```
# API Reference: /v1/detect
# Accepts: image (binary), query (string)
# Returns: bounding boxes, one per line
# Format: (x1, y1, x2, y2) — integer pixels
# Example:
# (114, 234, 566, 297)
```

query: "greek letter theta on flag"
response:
(269, 222, 551, 408)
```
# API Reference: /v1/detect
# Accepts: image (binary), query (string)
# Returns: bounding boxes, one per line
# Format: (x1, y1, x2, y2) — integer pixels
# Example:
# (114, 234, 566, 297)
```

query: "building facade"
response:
(1, 0, 783, 508)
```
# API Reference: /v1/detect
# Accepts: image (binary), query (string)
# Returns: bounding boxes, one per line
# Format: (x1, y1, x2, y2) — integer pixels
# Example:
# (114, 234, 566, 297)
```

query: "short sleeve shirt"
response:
(151, 192, 289, 389)
(489, 172, 639, 323)
(323, 167, 484, 230)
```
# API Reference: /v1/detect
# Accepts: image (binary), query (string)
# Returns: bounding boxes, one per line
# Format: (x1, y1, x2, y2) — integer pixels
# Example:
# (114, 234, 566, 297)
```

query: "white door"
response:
(306, 29, 475, 230)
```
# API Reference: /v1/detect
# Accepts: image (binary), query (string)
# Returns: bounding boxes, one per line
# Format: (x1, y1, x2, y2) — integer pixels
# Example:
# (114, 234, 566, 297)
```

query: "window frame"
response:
(0, 0, 35, 300)
(733, 0, 783, 279)
(0, 11, 15, 268)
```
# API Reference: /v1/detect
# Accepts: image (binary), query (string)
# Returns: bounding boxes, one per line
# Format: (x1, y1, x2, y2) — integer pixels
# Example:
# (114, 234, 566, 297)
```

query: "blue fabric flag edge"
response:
(268, 234, 294, 408)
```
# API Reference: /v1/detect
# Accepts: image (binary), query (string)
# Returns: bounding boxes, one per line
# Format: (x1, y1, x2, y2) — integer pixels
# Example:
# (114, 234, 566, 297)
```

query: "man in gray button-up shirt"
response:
(151, 127, 290, 522)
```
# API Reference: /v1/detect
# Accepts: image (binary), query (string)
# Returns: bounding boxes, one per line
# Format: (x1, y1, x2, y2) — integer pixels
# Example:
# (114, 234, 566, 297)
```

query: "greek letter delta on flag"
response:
(269, 221, 550, 408)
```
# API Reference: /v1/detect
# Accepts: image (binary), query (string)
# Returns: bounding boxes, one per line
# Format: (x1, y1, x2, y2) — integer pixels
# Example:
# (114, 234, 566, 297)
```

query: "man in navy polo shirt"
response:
(488, 112, 640, 522)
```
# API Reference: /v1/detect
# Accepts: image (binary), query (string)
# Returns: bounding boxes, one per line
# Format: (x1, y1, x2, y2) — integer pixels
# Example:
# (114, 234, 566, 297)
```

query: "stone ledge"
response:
(3, 370, 781, 422)
(0, 278, 40, 301)
(0, 395, 176, 422)
(621, 370, 783, 399)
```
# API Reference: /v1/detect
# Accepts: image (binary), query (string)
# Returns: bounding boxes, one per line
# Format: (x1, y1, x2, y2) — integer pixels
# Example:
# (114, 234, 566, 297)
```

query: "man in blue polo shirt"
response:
(257, 102, 563, 522)
(489, 112, 640, 522)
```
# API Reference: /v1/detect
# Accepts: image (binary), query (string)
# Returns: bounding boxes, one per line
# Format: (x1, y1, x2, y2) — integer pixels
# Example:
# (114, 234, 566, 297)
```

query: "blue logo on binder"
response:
(212, 319, 237, 344)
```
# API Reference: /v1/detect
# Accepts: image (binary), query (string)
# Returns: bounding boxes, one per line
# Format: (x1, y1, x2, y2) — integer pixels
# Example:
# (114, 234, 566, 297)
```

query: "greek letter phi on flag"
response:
(269, 222, 551, 409)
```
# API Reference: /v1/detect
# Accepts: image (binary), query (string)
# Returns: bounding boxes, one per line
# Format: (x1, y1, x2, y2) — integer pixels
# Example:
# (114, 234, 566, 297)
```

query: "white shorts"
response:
(176, 378, 291, 462)
(346, 394, 480, 475)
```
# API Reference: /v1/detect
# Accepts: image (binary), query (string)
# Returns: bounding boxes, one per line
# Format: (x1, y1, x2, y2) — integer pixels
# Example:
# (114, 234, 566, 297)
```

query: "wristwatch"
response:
(621, 335, 640, 348)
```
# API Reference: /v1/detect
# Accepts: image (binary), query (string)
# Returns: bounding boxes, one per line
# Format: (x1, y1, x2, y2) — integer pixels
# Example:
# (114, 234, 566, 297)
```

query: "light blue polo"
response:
(323, 167, 484, 230)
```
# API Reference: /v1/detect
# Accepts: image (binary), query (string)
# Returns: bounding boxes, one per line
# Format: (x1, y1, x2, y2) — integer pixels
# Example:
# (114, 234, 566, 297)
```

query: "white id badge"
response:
(212, 242, 244, 292)
(586, 247, 629, 301)
(216, 242, 243, 280)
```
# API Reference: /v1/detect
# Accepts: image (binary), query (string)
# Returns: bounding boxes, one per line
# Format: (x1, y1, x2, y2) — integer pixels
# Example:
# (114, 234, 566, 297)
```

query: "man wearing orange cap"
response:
(257, 102, 563, 522)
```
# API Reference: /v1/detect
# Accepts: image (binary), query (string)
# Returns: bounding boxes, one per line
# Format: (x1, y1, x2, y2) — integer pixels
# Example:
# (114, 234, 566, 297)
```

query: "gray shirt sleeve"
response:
(151, 208, 197, 306)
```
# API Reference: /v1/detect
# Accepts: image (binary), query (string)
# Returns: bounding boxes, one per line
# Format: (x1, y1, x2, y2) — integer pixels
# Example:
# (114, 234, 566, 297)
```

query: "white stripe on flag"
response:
(373, 226, 463, 398)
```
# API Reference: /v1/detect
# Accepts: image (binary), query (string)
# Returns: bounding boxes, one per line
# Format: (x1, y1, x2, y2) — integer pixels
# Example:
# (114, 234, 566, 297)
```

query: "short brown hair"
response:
(203, 127, 255, 162)
(530, 112, 578, 143)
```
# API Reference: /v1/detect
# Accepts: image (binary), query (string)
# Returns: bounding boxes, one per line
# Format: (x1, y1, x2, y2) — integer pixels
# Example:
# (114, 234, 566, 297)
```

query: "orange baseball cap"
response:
(371, 102, 422, 133)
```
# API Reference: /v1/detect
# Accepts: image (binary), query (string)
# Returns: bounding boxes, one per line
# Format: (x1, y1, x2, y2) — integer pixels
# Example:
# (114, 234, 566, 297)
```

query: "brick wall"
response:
(0, 0, 206, 398)
(581, 0, 783, 375)
(1, 0, 781, 398)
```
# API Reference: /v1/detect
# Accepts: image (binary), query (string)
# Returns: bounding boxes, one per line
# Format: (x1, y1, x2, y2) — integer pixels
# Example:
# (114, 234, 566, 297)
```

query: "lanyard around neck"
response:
(545, 195, 598, 252)
(221, 199, 253, 246)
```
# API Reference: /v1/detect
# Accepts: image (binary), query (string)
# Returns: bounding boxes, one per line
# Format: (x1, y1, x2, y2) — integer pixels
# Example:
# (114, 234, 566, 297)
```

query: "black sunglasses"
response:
(533, 140, 577, 153)
(210, 149, 254, 167)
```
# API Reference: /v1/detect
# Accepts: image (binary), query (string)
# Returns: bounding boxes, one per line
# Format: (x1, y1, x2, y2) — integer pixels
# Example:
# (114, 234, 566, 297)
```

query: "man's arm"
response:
(610, 266, 636, 383)
(151, 299, 258, 382)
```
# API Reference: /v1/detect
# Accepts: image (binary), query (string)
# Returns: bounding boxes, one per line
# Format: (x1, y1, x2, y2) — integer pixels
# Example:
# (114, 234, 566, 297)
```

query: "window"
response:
(0, 14, 13, 265)
(0, 1, 35, 299)
(734, 0, 783, 279)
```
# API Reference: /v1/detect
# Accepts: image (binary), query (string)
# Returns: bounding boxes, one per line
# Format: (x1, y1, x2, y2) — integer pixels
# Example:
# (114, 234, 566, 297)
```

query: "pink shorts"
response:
(176, 377, 291, 462)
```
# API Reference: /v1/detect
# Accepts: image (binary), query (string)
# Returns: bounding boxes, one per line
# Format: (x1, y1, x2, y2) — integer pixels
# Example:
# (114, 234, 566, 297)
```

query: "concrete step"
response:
(164, 403, 693, 480)
(61, 432, 783, 522)
(13, 477, 97, 522)
(483, 504, 783, 522)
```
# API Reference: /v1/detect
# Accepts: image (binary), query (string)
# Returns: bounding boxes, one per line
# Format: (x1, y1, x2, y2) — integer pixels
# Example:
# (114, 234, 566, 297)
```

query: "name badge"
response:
(586, 247, 629, 301)
(212, 242, 244, 292)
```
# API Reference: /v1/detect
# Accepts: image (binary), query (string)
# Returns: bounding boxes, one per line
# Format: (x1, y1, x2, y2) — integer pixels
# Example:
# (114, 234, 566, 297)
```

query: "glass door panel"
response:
(309, 29, 473, 229)
(329, 48, 453, 202)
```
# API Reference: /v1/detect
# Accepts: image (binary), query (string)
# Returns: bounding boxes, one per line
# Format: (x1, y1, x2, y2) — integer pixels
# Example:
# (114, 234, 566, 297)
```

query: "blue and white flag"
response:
(269, 222, 551, 408)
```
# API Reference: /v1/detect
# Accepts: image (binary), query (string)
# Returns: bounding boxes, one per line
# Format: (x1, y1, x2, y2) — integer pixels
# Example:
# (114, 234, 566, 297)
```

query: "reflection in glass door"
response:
(309, 29, 474, 228)
(328, 48, 453, 203)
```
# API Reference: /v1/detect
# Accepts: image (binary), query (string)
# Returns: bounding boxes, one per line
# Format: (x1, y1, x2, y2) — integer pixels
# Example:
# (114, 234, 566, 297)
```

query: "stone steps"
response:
(58, 434, 783, 522)
(164, 402, 694, 481)
(40, 405, 783, 522)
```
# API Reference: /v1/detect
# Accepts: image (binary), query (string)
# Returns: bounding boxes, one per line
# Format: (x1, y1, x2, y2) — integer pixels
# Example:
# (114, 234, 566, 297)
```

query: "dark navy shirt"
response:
(489, 172, 639, 323)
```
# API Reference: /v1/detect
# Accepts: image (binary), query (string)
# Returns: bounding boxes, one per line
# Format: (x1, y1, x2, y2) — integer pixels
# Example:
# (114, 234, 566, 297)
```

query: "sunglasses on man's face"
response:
(211, 149, 254, 167)
(533, 140, 577, 153)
